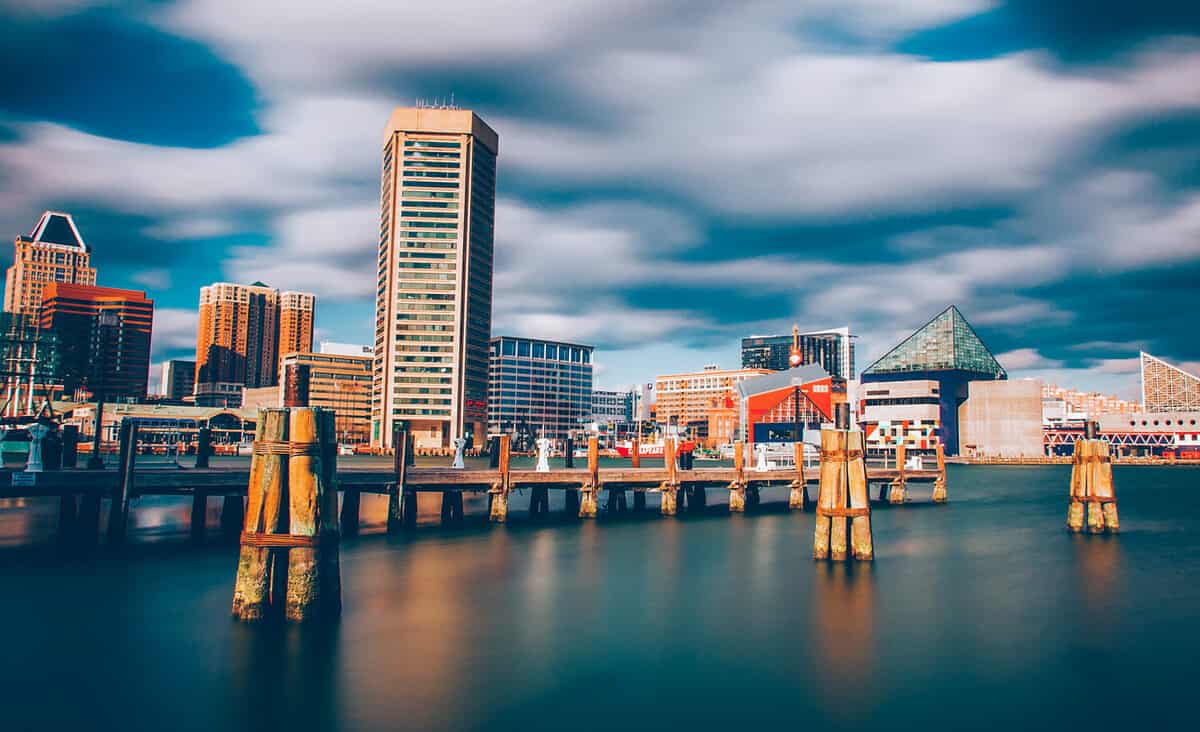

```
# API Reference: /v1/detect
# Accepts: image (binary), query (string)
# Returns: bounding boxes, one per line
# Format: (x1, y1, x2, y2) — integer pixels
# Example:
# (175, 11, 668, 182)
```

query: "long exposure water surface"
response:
(1, 463, 1197, 731)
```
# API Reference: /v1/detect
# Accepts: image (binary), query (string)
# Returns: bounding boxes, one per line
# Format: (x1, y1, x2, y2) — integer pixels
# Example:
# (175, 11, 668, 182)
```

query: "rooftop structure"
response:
(1141, 352, 1200, 412)
(4, 211, 97, 317)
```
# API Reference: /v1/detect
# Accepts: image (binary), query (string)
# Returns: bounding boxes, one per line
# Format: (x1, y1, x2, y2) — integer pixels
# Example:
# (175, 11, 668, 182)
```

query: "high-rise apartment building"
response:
(373, 107, 498, 449)
(40, 283, 153, 401)
(279, 291, 316, 358)
(160, 359, 196, 401)
(488, 336, 593, 440)
(194, 282, 316, 406)
(742, 326, 855, 379)
(4, 211, 97, 317)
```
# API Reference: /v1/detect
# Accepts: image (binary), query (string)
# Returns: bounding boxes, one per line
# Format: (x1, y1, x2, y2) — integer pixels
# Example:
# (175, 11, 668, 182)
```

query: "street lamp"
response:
(86, 310, 119, 470)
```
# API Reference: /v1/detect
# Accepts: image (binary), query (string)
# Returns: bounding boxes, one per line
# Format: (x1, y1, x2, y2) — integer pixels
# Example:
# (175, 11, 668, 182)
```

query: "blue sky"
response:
(2, 1, 1199, 397)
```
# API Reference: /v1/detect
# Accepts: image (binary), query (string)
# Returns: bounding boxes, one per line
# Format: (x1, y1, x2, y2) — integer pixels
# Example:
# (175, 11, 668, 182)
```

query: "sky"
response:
(2, 1, 1199, 398)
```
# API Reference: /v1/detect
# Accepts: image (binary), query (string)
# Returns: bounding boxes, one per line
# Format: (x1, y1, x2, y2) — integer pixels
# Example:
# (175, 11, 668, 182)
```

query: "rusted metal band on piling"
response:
(1072, 495, 1117, 504)
(251, 440, 291, 456)
(289, 442, 322, 457)
(816, 506, 870, 518)
(819, 449, 864, 461)
(239, 531, 340, 548)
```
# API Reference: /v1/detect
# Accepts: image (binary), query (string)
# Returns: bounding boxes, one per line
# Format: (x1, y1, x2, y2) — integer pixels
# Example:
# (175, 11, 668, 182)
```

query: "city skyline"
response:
(2, 3, 1200, 400)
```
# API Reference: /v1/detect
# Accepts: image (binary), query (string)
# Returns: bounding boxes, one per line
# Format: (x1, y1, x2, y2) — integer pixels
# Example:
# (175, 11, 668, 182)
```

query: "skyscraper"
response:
(742, 326, 855, 379)
(160, 359, 196, 401)
(4, 211, 97, 317)
(373, 107, 498, 449)
(194, 282, 316, 406)
(40, 283, 153, 401)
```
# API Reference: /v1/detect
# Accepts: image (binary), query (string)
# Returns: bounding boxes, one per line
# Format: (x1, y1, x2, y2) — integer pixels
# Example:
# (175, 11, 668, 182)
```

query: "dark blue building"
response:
(861, 306, 1005, 455)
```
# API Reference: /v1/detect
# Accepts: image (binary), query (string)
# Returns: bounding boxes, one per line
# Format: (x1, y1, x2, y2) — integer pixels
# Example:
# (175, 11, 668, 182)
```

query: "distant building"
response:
(40, 283, 153, 402)
(742, 326, 855, 379)
(1141, 352, 1200, 412)
(0, 312, 61, 416)
(591, 389, 634, 424)
(861, 306, 1005, 455)
(488, 336, 593, 441)
(281, 351, 373, 444)
(373, 107, 498, 450)
(193, 281, 316, 406)
(160, 359, 196, 401)
(736, 364, 833, 447)
(859, 379, 941, 450)
(655, 365, 772, 436)
(320, 342, 373, 357)
(959, 379, 1044, 458)
(1042, 382, 1142, 420)
(4, 211, 96, 318)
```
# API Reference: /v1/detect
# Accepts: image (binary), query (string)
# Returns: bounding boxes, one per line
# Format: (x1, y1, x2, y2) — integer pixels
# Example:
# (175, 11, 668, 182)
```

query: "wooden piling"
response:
(1067, 439, 1087, 532)
(729, 441, 746, 512)
(579, 437, 600, 518)
(931, 441, 947, 502)
(633, 489, 646, 511)
(387, 428, 410, 534)
(531, 487, 550, 519)
(340, 476, 361, 537)
(191, 489, 208, 544)
(489, 435, 510, 523)
(888, 444, 908, 504)
(788, 441, 807, 510)
(814, 427, 872, 562)
(106, 421, 137, 545)
(631, 438, 641, 468)
(847, 430, 874, 561)
(285, 407, 340, 622)
(813, 431, 836, 560)
(195, 427, 211, 469)
(1087, 439, 1119, 533)
(659, 438, 679, 515)
(232, 408, 288, 622)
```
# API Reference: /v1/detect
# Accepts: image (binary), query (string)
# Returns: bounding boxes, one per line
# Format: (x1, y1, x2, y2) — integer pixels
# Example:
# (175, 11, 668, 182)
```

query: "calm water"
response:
(1, 464, 1198, 731)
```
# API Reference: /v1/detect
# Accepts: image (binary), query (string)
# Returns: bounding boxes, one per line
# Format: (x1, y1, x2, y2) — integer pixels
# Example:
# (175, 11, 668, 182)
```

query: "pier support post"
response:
(1068, 436, 1118, 534)
(232, 409, 289, 622)
(530, 486, 550, 519)
(659, 438, 679, 516)
(106, 421, 136, 546)
(633, 489, 646, 511)
(788, 441, 807, 510)
(441, 491, 464, 526)
(195, 427, 211, 469)
(932, 442, 947, 502)
(285, 407, 341, 621)
(814, 427, 873, 561)
(490, 435, 511, 523)
(606, 486, 627, 514)
(579, 436, 600, 518)
(388, 428, 411, 533)
(340, 485, 361, 538)
(1067, 439, 1087, 532)
(191, 489, 208, 544)
(888, 444, 908, 504)
(729, 441, 746, 513)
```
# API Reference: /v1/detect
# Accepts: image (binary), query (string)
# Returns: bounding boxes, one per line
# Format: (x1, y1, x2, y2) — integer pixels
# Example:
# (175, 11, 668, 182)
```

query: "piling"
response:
(931, 441, 947, 502)
(440, 489, 464, 526)
(659, 438, 679, 516)
(489, 435, 511, 523)
(195, 427, 211, 469)
(1067, 439, 1087, 532)
(579, 437, 600, 518)
(788, 441, 807, 510)
(814, 426, 873, 562)
(232, 408, 289, 621)
(191, 488, 208, 544)
(1068, 434, 1119, 534)
(106, 421, 137, 545)
(631, 438, 641, 468)
(606, 485, 627, 514)
(285, 407, 341, 621)
(633, 489, 646, 511)
(729, 441, 746, 513)
(387, 428, 411, 534)
(283, 363, 311, 408)
(888, 444, 908, 504)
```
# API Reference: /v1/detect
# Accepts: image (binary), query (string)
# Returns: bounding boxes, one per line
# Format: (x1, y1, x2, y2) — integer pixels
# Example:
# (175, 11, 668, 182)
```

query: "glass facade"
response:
(488, 337, 593, 440)
(741, 328, 855, 379)
(863, 306, 1005, 378)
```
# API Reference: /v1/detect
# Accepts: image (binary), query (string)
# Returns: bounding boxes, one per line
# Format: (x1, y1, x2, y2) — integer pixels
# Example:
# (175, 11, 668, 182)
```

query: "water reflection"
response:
(811, 562, 876, 711)
(228, 623, 341, 731)
(1070, 535, 1124, 634)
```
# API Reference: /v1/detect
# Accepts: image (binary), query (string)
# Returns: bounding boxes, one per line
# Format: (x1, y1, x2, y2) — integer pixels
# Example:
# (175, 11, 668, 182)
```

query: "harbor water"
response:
(1, 464, 1198, 731)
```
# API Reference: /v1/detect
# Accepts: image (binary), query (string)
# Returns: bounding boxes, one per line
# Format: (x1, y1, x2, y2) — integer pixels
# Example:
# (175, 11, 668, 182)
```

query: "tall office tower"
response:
(742, 326, 855, 379)
(194, 282, 280, 406)
(40, 283, 153, 401)
(160, 359, 196, 400)
(373, 107, 498, 449)
(279, 291, 316, 360)
(4, 211, 97, 317)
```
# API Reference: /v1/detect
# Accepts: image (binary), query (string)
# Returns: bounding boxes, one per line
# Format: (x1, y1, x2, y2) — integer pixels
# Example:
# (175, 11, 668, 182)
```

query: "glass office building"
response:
(488, 337, 593, 440)
(742, 326, 855, 379)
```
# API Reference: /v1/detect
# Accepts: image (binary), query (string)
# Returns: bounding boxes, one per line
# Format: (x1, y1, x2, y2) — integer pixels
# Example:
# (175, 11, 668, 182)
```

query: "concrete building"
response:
(40, 283, 153, 402)
(959, 379, 1044, 458)
(373, 106, 498, 450)
(742, 326, 855, 379)
(655, 365, 772, 435)
(1141, 352, 1200, 412)
(194, 282, 316, 407)
(281, 351, 373, 444)
(488, 336, 593, 441)
(861, 305, 1006, 455)
(859, 379, 941, 450)
(160, 359, 196, 401)
(4, 211, 96, 317)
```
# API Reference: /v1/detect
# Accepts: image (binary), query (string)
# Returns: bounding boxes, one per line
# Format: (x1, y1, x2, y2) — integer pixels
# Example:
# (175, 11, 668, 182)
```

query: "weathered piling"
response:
(788, 441, 807, 510)
(285, 407, 341, 622)
(489, 435, 511, 523)
(1068, 436, 1119, 534)
(729, 441, 747, 512)
(630, 438, 641, 468)
(931, 442, 947, 503)
(888, 444, 908, 504)
(106, 421, 137, 545)
(579, 437, 600, 518)
(441, 487, 464, 525)
(232, 408, 288, 621)
(387, 428, 410, 534)
(814, 427, 873, 562)
(660, 438, 679, 515)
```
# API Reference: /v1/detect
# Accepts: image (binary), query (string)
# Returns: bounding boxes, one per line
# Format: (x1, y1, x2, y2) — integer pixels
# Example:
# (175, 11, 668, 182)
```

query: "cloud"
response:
(151, 307, 198, 358)
(997, 347, 1063, 370)
(130, 268, 171, 290)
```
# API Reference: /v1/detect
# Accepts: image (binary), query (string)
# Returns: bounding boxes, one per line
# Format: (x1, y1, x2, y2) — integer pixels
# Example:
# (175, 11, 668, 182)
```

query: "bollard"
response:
(285, 407, 341, 621)
(788, 441, 807, 510)
(579, 436, 600, 518)
(195, 427, 212, 469)
(660, 438, 679, 516)
(232, 409, 289, 621)
(489, 435, 511, 523)
(888, 444, 908, 504)
(729, 441, 746, 512)
(814, 427, 873, 561)
(106, 421, 137, 545)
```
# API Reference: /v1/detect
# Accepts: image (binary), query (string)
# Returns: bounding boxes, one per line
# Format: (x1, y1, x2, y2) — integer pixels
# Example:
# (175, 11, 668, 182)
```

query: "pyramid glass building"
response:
(1141, 352, 1200, 412)
(862, 306, 1006, 455)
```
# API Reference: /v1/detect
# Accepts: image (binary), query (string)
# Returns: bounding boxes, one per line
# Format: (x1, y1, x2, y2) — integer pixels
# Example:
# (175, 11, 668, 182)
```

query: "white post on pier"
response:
(26, 423, 50, 473)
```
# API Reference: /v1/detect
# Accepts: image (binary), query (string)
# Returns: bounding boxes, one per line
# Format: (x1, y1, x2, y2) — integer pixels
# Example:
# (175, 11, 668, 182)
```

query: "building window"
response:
(518, 341, 531, 357)
(502, 340, 515, 356)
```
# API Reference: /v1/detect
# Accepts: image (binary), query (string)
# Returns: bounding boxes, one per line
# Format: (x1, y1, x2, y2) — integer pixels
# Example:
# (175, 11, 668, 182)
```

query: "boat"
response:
(614, 439, 696, 458)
